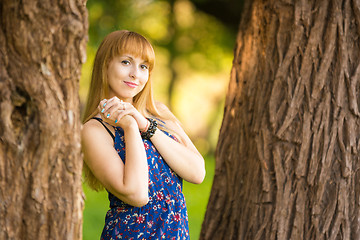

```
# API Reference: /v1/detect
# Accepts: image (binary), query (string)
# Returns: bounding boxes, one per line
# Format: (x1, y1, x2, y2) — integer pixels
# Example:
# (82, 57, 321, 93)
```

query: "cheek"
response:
(139, 76, 149, 90)
(107, 66, 116, 81)
(140, 72, 149, 84)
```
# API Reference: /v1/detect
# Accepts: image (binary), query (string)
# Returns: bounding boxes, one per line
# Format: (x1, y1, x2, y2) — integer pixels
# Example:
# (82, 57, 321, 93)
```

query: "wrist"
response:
(140, 118, 158, 140)
(140, 119, 150, 132)
(122, 119, 138, 131)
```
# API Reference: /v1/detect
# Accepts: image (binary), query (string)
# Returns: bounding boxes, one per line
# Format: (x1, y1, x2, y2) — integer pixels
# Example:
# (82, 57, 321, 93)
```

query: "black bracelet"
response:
(141, 118, 158, 140)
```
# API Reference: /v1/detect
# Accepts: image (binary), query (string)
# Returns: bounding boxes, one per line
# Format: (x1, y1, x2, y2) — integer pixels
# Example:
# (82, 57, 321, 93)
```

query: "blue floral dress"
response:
(100, 125, 190, 240)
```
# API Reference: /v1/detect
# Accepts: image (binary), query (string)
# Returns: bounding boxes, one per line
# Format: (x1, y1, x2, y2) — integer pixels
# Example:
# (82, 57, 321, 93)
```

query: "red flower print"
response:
(136, 214, 145, 224)
(156, 191, 164, 201)
(165, 196, 173, 205)
(147, 220, 154, 228)
(174, 212, 181, 222)
(101, 129, 190, 239)
(165, 177, 170, 184)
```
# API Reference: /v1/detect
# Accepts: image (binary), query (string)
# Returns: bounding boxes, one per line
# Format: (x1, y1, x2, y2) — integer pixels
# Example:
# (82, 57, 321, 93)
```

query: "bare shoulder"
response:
(82, 118, 114, 144)
(155, 102, 198, 149)
(155, 101, 172, 114)
(155, 102, 181, 128)
(82, 118, 103, 134)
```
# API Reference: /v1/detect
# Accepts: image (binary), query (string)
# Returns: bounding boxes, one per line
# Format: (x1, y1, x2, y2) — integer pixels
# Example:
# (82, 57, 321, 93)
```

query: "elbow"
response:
(196, 170, 206, 184)
(126, 190, 149, 207)
(132, 194, 149, 207)
(190, 168, 206, 185)
(194, 159, 206, 184)
(112, 186, 149, 207)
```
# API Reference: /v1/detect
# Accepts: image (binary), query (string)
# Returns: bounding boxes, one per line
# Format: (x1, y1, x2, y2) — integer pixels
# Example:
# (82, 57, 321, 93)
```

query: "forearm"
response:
(150, 129, 205, 184)
(119, 125, 149, 204)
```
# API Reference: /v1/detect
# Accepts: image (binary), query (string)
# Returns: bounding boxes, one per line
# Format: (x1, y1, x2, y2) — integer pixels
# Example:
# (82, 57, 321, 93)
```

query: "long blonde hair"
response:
(82, 30, 176, 191)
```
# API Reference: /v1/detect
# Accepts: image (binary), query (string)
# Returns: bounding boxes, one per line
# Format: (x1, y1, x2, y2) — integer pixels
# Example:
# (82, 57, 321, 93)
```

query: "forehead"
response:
(110, 36, 154, 64)
(118, 54, 149, 62)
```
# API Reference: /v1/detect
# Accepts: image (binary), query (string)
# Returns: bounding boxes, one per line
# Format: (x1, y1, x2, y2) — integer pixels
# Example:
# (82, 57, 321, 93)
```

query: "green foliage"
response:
(183, 156, 215, 239)
(82, 185, 108, 239)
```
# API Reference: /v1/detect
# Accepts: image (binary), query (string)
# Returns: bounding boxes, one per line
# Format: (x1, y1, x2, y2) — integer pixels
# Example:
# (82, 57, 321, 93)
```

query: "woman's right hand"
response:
(99, 97, 149, 131)
(98, 98, 138, 130)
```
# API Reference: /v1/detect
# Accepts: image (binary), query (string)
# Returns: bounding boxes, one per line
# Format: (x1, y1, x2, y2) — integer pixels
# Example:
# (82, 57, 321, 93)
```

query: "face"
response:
(106, 54, 150, 103)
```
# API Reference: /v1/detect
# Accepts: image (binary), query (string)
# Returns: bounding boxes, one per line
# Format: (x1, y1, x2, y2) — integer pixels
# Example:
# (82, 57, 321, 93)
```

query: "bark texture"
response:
(0, 1, 87, 239)
(201, 0, 360, 239)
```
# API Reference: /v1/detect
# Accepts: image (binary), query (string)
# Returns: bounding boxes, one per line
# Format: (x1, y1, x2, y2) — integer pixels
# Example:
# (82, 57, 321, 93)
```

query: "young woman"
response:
(81, 30, 205, 239)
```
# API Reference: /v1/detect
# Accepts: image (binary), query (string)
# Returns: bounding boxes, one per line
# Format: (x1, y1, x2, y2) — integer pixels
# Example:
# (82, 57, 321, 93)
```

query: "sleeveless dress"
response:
(99, 120, 190, 240)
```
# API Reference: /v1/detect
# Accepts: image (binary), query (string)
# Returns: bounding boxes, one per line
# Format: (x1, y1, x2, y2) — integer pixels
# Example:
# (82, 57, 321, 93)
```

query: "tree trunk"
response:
(201, 0, 360, 239)
(0, 1, 87, 239)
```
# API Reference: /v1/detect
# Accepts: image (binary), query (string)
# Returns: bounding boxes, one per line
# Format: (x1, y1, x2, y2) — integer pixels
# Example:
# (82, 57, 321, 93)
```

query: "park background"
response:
(3, 1, 359, 239)
(81, 0, 238, 239)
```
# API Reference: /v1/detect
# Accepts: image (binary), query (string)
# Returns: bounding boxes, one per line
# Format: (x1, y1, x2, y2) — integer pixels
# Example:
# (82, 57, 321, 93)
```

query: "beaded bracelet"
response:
(141, 118, 158, 140)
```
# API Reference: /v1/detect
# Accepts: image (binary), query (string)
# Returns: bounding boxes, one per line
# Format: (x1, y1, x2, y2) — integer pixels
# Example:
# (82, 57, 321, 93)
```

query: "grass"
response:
(82, 155, 215, 240)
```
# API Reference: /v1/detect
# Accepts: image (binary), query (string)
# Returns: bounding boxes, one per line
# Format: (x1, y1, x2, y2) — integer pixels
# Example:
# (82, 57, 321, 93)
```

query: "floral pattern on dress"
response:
(100, 127, 189, 240)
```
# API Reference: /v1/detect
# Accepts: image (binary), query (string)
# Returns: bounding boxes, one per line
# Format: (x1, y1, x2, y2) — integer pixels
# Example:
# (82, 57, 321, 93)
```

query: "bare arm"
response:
(150, 109, 206, 184)
(98, 97, 205, 184)
(81, 116, 148, 207)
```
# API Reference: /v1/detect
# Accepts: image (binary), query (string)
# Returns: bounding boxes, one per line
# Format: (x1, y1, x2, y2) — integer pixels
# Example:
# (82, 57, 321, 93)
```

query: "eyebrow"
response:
(123, 55, 134, 60)
(122, 55, 149, 64)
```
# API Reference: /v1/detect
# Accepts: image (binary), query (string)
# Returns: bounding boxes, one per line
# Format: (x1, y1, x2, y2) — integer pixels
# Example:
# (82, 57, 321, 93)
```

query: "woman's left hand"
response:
(101, 97, 149, 131)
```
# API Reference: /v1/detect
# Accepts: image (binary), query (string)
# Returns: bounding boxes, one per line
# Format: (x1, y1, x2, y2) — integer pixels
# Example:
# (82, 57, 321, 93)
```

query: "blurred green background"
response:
(81, 0, 238, 239)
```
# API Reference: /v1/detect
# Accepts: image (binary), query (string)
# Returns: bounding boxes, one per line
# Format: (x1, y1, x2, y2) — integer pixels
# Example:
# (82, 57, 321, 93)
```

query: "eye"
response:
(140, 64, 148, 70)
(121, 60, 130, 65)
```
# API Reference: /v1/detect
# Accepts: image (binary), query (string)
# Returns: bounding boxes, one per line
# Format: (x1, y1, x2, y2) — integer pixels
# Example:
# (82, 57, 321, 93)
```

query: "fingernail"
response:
(115, 120, 118, 123)
(106, 113, 110, 118)
(103, 102, 107, 107)
(101, 108, 105, 113)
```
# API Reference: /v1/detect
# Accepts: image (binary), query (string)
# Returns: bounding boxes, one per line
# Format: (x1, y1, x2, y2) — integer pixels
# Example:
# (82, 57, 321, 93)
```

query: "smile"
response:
(124, 81, 138, 88)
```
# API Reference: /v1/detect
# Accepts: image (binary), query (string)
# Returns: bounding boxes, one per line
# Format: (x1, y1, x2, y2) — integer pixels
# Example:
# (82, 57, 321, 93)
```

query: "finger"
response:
(99, 107, 119, 123)
(121, 101, 126, 110)
(106, 96, 120, 105)
(122, 101, 135, 111)
(115, 109, 131, 123)
(101, 98, 119, 114)
(103, 101, 126, 119)
(99, 99, 108, 113)
(100, 97, 113, 112)
(100, 99, 108, 107)
(103, 110, 118, 124)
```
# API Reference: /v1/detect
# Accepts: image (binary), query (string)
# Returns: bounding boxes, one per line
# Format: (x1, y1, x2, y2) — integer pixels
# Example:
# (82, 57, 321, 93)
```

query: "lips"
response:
(124, 81, 138, 88)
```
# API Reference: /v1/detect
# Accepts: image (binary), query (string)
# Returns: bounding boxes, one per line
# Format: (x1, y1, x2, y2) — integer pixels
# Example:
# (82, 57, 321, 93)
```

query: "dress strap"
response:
(92, 117, 115, 141)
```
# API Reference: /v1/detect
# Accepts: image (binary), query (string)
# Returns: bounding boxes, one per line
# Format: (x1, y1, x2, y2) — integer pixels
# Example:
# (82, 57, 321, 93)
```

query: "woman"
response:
(81, 30, 205, 239)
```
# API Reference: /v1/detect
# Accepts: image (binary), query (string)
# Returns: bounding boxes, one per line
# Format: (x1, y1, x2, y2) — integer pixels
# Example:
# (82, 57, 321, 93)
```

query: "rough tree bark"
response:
(201, 0, 360, 239)
(0, 1, 87, 239)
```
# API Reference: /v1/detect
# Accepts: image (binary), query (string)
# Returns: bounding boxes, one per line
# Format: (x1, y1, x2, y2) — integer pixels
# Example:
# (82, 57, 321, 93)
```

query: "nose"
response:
(129, 66, 138, 79)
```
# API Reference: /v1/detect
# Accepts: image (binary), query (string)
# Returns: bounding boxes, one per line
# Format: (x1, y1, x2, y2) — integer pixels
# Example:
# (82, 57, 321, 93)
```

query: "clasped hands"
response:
(98, 97, 149, 131)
